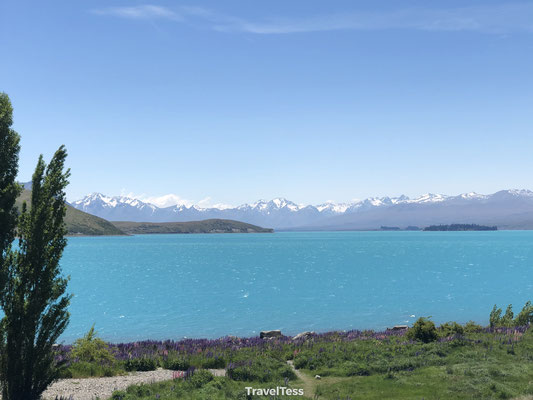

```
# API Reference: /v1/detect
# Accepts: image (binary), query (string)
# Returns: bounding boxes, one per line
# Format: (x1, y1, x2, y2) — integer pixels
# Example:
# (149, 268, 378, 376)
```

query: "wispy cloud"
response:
(120, 190, 234, 209)
(92, 5, 183, 20)
(92, 3, 533, 35)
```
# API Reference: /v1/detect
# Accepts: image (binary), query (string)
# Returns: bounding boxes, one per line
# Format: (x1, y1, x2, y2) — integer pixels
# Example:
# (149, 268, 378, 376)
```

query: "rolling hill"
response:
(112, 219, 274, 234)
(16, 190, 125, 236)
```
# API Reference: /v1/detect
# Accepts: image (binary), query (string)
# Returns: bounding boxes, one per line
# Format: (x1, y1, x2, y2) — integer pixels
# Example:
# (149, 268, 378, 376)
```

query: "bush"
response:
(61, 361, 120, 378)
(464, 320, 483, 333)
(163, 357, 190, 371)
(124, 357, 158, 372)
(407, 317, 438, 343)
(187, 369, 214, 388)
(111, 391, 127, 400)
(201, 356, 226, 369)
(439, 321, 464, 338)
(71, 325, 115, 365)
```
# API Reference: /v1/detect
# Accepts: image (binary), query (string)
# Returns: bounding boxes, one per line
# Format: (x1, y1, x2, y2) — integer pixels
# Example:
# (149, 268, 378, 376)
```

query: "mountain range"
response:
(71, 190, 533, 230)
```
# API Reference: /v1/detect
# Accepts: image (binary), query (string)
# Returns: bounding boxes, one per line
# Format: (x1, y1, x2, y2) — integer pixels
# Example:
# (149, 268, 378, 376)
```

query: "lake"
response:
(60, 231, 533, 343)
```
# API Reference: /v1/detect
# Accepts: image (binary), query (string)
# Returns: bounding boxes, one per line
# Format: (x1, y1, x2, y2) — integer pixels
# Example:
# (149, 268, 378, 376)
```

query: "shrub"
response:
(62, 361, 120, 378)
(439, 321, 464, 338)
(407, 317, 438, 343)
(464, 321, 483, 333)
(111, 391, 127, 400)
(71, 325, 115, 365)
(163, 357, 190, 371)
(125, 357, 158, 372)
(201, 356, 226, 369)
(187, 369, 214, 388)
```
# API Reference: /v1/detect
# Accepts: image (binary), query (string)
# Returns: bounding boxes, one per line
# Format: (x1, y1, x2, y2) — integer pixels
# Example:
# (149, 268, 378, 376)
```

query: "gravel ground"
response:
(42, 368, 226, 400)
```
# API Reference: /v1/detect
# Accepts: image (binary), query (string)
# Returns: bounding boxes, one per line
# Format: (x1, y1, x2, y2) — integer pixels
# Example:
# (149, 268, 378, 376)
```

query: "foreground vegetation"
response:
(55, 302, 533, 399)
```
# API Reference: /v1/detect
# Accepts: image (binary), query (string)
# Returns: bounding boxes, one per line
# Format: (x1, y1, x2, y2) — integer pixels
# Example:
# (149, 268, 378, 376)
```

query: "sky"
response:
(1, 0, 532, 207)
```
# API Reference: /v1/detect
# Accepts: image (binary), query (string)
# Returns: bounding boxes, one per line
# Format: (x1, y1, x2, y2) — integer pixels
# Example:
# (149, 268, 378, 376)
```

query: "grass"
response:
(110, 374, 313, 400)
(57, 323, 533, 399)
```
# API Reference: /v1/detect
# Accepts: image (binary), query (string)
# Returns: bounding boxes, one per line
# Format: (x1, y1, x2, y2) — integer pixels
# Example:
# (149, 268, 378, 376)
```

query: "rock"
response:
(391, 325, 408, 331)
(315, 375, 321, 380)
(292, 331, 315, 341)
(260, 330, 282, 339)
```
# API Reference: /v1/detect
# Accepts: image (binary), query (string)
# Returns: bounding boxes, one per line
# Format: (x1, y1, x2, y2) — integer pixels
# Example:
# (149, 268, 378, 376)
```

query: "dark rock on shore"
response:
(260, 330, 282, 339)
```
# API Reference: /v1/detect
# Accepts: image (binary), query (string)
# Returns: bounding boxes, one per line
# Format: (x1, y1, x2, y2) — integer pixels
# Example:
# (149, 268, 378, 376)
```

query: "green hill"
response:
(16, 190, 125, 236)
(112, 219, 274, 234)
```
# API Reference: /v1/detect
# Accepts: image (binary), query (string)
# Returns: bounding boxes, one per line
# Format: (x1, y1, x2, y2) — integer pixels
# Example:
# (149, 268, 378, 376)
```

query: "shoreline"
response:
(65, 229, 530, 238)
(57, 323, 469, 346)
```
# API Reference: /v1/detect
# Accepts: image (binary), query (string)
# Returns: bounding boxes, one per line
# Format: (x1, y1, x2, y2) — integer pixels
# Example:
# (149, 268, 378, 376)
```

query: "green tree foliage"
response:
(490, 305, 503, 328)
(0, 93, 72, 400)
(406, 317, 438, 343)
(71, 325, 115, 365)
(490, 302, 533, 328)
(0, 93, 21, 264)
(501, 304, 515, 327)
(514, 301, 533, 326)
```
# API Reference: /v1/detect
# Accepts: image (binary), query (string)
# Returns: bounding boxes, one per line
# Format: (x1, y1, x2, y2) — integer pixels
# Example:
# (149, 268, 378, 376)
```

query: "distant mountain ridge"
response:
(16, 190, 124, 236)
(72, 189, 533, 230)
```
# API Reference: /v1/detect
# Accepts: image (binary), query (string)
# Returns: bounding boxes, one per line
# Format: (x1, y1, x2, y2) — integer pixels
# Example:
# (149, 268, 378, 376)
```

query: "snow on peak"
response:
(270, 198, 302, 211)
(410, 193, 447, 203)
(242, 198, 303, 212)
(457, 192, 487, 200)
(72, 189, 533, 219)
(74, 193, 157, 210)
(506, 189, 533, 197)
(316, 202, 351, 213)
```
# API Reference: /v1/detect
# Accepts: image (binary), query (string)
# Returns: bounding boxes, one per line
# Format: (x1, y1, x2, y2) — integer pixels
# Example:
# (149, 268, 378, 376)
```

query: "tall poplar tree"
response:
(0, 93, 21, 264)
(0, 93, 72, 400)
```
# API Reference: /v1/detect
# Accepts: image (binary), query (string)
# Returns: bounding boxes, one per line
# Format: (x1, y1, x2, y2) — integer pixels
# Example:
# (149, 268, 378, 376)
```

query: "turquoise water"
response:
(60, 231, 533, 343)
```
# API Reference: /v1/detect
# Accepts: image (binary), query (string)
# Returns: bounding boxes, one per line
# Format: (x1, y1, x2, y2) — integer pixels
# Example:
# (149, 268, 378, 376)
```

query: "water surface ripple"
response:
(60, 231, 533, 343)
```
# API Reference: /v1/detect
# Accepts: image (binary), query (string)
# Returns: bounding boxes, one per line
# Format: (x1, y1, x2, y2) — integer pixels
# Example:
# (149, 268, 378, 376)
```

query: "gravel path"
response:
(42, 368, 226, 400)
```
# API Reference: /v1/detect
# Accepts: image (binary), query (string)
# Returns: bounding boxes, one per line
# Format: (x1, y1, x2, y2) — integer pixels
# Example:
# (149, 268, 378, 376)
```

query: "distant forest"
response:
(424, 224, 497, 231)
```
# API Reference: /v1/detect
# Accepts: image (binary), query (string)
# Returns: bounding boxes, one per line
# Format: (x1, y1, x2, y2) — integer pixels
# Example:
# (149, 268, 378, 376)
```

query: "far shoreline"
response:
(65, 229, 529, 237)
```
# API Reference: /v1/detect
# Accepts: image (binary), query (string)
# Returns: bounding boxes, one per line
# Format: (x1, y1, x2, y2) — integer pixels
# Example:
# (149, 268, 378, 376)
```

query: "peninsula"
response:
(112, 219, 274, 234)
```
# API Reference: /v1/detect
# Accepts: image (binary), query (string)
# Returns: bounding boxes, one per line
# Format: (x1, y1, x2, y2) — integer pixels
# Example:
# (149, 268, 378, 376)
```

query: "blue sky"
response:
(1, 1, 532, 206)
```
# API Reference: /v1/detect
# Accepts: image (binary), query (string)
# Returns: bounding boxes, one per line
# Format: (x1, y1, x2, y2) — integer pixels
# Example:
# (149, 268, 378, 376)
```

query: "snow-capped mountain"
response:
(71, 190, 533, 230)
(71, 193, 159, 222)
